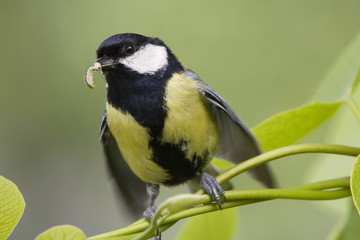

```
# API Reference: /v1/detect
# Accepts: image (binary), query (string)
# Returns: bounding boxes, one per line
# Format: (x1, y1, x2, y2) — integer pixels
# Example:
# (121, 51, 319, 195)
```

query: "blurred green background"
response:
(1, 0, 360, 239)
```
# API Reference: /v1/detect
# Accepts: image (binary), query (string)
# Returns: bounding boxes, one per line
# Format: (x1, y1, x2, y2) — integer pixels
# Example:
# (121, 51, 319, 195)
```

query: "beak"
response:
(95, 57, 118, 69)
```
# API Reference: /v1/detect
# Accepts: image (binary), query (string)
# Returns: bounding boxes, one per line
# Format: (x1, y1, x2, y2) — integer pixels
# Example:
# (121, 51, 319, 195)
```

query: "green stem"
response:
(202, 144, 359, 193)
(347, 97, 360, 122)
(89, 177, 351, 240)
(133, 187, 351, 240)
(161, 177, 351, 225)
(289, 176, 350, 190)
(133, 189, 351, 240)
(89, 143, 360, 240)
(225, 188, 350, 201)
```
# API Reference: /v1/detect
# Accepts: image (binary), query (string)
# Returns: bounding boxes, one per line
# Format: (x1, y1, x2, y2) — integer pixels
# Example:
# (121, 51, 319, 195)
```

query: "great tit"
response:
(85, 33, 275, 220)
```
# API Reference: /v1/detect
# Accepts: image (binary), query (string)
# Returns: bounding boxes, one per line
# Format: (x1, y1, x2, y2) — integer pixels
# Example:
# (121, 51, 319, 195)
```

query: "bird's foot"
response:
(143, 205, 157, 220)
(200, 172, 225, 209)
(144, 205, 162, 239)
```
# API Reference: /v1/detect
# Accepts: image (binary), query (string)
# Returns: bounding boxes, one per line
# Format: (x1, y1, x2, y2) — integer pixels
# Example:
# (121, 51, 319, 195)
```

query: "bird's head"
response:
(85, 33, 183, 88)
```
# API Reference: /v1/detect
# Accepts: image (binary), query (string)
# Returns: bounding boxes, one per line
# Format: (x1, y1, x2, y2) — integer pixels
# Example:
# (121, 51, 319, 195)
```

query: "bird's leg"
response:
(144, 183, 160, 220)
(200, 171, 225, 209)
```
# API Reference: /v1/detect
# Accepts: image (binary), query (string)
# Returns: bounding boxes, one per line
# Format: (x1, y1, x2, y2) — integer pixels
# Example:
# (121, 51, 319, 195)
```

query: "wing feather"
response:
(100, 112, 149, 218)
(185, 70, 275, 188)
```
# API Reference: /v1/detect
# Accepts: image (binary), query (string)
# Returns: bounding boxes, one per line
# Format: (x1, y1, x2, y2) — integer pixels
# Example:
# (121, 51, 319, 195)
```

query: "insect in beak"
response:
(84, 62, 102, 89)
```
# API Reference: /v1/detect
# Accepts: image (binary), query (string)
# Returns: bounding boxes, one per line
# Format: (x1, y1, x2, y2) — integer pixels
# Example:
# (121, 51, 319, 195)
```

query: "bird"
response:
(85, 33, 275, 220)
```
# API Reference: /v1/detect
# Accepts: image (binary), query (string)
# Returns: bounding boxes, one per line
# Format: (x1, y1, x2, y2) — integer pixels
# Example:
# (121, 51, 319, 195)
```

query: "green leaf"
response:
(212, 159, 234, 171)
(0, 176, 25, 240)
(314, 31, 360, 102)
(176, 208, 237, 240)
(252, 101, 342, 152)
(350, 154, 360, 214)
(35, 225, 87, 240)
(328, 200, 360, 240)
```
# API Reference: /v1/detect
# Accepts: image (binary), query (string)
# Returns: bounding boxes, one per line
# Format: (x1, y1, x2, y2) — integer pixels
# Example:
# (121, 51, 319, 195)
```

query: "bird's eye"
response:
(123, 44, 136, 56)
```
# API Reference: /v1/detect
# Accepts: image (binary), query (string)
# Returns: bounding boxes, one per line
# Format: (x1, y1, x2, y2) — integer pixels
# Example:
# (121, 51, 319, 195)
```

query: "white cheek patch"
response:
(119, 44, 168, 75)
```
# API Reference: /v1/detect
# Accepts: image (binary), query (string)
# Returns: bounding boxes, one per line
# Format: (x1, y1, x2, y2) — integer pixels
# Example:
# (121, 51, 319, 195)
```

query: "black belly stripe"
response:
(149, 139, 208, 186)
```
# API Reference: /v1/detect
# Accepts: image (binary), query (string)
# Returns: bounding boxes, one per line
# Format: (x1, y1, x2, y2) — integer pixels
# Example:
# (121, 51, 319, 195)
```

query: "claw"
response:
(143, 205, 157, 220)
(200, 172, 225, 209)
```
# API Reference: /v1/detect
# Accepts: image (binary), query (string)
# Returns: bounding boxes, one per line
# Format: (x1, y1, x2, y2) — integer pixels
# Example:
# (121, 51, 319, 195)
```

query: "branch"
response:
(209, 143, 360, 191)
(89, 144, 360, 240)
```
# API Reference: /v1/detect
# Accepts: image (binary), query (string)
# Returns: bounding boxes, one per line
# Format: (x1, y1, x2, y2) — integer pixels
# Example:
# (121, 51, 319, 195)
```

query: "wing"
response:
(100, 112, 149, 219)
(185, 70, 275, 188)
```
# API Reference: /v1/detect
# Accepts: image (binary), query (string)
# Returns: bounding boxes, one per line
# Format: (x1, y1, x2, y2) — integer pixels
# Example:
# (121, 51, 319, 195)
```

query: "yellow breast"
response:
(161, 73, 219, 164)
(106, 103, 171, 184)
